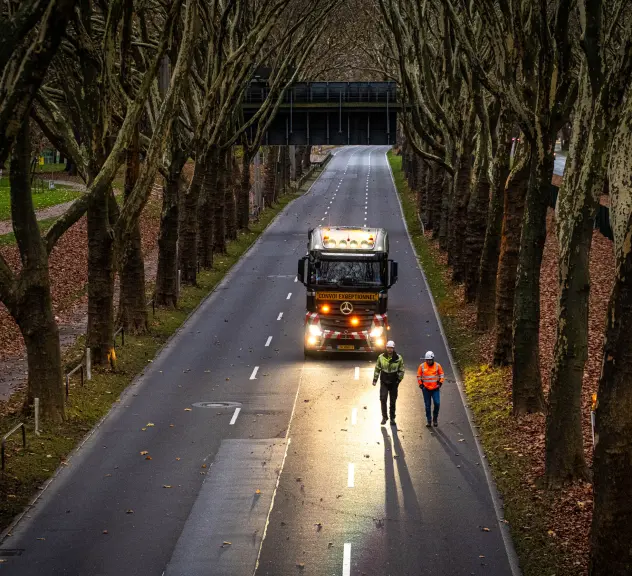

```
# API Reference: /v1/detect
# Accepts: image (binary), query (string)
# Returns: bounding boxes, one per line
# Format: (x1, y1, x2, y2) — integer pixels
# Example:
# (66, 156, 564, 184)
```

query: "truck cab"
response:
(297, 226, 398, 355)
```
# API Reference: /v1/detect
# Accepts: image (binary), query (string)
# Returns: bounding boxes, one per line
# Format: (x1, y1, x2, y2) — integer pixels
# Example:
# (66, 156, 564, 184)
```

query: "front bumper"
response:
(305, 331, 385, 353)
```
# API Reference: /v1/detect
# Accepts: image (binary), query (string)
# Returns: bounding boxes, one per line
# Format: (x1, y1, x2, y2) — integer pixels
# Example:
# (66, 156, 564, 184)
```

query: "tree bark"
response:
(155, 149, 187, 308)
(238, 151, 251, 231)
(5, 121, 65, 421)
(294, 145, 304, 179)
(198, 149, 217, 269)
(86, 189, 115, 366)
(225, 151, 238, 242)
(302, 145, 312, 173)
(213, 150, 227, 254)
(179, 150, 205, 285)
(117, 129, 148, 334)
(427, 163, 444, 235)
(511, 140, 553, 414)
(590, 97, 632, 574)
(438, 173, 451, 250)
(476, 114, 513, 330)
(263, 146, 278, 207)
(493, 143, 529, 365)
(448, 107, 476, 282)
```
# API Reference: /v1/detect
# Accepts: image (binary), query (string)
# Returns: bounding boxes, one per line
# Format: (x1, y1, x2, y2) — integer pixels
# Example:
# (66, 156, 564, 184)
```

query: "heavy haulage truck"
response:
(297, 226, 398, 355)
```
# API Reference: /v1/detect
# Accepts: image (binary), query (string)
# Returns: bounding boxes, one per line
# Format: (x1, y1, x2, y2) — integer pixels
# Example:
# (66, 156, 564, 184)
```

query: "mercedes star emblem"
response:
(340, 301, 354, 315)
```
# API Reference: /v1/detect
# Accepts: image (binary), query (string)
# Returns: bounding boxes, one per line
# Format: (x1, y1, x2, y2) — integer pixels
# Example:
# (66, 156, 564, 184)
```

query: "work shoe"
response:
(381, 417, 388, 426)
(426, 421, 432, 428)
(433, 420, 438, 427)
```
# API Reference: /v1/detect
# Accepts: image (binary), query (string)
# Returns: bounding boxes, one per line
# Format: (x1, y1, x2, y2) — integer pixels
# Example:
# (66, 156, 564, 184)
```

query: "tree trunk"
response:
(213, 150, 227, 254)
(155, 150, 187, 308)
(225, 151, 238, 242)
(449, 107, 476, 281)
(476, 114, 513, 330)
(20, 299, 64, 421)
(511, 140, 554, 415)
(590, 99, 632, 573)
(180, 151, 205, 285)
(416, 158, 427, 223)
(198, 149, 217, 269)
(295, 146, 304, 179)
(87, 189, 115, 366)
(464, 151, 491, 302)
(493, 144, 529, 365)
(546, 60, 626, 486)
(427, 163, 443, 235)
(117, 129, 148, 334)
(438, 173, 451, 249)
(302, 145, 312, 173)
(238, 152, 251, 231)
(263, 147, 278, 207)
(6, 122, 65, 422)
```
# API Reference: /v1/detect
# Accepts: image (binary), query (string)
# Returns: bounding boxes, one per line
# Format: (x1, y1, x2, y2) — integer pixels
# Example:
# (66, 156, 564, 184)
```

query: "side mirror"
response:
(387, 260, 398, 287)
(297, 257, 308, 285)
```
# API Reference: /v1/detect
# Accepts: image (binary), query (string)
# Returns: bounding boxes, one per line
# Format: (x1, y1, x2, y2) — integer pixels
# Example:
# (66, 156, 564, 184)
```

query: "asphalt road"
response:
(1, 146, 518, 576)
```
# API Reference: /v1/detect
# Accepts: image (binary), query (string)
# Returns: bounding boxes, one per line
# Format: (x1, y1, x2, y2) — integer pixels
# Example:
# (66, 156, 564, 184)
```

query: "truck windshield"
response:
(311, 260, 383, 287)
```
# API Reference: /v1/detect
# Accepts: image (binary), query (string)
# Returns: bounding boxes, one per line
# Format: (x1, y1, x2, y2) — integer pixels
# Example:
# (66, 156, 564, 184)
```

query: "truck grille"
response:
(319, 306, 375, 332)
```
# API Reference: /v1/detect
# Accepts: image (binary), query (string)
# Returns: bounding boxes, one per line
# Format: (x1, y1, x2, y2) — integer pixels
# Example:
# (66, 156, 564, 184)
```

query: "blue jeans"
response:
(422, 387, 440, 422)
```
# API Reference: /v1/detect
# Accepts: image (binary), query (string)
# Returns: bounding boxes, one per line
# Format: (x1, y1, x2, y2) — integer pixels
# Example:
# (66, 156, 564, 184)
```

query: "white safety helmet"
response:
(386, 340, 395, 349)
(425, 351, 435, 360)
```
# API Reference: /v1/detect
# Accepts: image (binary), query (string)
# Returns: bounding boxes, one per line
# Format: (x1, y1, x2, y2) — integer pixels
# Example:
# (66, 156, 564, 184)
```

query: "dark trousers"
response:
(422, 387, 440, 422)
(380, 381, 399, 419)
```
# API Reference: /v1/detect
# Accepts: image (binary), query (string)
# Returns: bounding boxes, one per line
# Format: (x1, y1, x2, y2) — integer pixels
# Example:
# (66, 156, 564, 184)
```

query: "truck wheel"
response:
(304, 347, 314, 359)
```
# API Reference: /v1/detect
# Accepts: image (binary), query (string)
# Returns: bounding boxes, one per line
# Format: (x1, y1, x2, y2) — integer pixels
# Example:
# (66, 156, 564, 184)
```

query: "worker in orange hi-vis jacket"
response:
(417, 351, 444, 428)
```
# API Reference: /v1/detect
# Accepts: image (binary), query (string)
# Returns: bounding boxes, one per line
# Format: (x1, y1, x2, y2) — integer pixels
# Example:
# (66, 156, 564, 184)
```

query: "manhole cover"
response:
(192, 401, 242, 409)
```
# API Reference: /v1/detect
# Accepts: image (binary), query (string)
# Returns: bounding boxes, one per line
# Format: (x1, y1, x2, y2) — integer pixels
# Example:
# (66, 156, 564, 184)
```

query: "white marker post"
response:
(34, 398, 40, 436)
(86, 348, 92, 381)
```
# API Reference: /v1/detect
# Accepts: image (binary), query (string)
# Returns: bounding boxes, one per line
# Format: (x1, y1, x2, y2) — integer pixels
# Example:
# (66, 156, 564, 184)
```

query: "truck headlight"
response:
(370, 327, 384, 338)
(308, 325, 322, 337)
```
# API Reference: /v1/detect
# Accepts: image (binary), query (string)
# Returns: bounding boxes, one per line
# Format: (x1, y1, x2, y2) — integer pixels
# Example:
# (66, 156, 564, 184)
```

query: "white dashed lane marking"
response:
(229, 407, 241, 425)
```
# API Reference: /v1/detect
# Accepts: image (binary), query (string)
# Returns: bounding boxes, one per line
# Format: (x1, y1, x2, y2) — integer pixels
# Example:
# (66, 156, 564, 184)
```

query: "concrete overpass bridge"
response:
(242, 81, 399, 146)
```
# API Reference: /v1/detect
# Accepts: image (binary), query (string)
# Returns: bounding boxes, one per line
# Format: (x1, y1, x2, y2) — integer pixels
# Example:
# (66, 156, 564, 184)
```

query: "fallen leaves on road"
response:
(163, 485, 172, 489)
(184, 408, 192, 411)
(221, 541, 232, 548)
(126, 509, 134, 514)
(146, 422, 155, 427)
(255, 489, 261, 495)
(140, 451, 149, 455)
(102, 530, 108, 535)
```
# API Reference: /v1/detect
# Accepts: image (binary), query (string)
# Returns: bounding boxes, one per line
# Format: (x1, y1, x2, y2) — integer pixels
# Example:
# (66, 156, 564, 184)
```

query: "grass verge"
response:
(0, 180, 82, 221)
(0, 169, 319, 533)
(388, 151, 562, 576)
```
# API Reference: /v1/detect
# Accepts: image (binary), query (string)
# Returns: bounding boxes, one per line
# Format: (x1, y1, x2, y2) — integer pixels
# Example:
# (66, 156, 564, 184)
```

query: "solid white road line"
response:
(343, 543, 351, 576)
(347, 464, 355, 488)
(287, 292, 292, 299)
(265, 336, 272, 347)
(229, 407, 241, 425)
(354, 367, 359, 380)
(277, 312, 283, 321)
(351, 408, 357, 425)
(250, 366, 259, 380)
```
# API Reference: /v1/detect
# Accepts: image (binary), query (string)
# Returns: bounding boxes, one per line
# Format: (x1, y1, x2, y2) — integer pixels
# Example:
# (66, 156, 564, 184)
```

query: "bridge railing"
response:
(243, 82, 398, 105)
